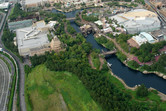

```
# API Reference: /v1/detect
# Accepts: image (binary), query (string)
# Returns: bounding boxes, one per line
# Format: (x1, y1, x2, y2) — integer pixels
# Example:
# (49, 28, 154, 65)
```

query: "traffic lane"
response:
(0, 54, 15, 75)
(0, 59, 10, 111)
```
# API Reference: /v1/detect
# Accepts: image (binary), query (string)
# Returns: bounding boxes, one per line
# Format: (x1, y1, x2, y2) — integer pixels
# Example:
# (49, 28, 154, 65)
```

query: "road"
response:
(0, 4, 26, 111)
(0, 59, 10, 111)
(101, 34, 134, 60)
(0, 54, 15, 75)
(144, 0, 166, 26)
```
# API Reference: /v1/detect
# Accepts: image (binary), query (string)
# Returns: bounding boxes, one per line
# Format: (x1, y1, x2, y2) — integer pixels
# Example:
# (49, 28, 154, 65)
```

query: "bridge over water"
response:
(66, 17, 76, 21)
(100, 49, 117, 56)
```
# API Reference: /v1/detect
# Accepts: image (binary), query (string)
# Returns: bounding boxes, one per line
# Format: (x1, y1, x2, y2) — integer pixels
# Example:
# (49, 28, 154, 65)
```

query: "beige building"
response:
(50, 36, 61, 51)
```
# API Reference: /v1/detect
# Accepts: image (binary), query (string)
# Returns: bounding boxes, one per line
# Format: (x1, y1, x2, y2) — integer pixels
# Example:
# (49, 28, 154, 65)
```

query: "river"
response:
(52, 8, 166, 94)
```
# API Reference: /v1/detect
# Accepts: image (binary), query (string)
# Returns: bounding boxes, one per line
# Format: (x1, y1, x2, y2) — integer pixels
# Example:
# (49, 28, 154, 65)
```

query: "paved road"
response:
(144, 0, 166, 26)
(0, 54, 15, 75)
(0, 4, 26, 111)
(0, 59, 10, 111)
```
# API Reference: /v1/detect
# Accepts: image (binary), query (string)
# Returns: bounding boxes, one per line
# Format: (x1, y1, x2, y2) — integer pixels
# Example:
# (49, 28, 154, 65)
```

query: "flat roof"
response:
(133, 35, 147, 46)
(123, 9, 157, 19)
(16, 26, 49, 50)
(110, 9, 159, 25)
(25, 0, 47, 5)
(94, 20, 103, 26)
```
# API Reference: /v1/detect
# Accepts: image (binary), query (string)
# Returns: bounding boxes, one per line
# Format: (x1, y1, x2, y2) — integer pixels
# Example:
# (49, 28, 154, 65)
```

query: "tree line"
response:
(30, 32, 160, 111)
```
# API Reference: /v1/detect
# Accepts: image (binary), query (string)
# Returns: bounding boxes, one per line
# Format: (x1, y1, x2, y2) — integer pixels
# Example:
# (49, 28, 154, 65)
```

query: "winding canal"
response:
(52, 9, 166, 94)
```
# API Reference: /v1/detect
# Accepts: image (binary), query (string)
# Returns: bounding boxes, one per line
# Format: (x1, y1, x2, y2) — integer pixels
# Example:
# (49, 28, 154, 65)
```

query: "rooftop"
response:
(132, 35, 147, 46)
(110, 9, 160, 34)
(150, 29, 166, 37)
(25, 0, 47, 5)
(16, 26, 49, 49)
(123, 9, 157, 19)
(140, 32, 155, 43)
(8, 19, 33, 31)
(0, 2, 9, 8)
(94, 20, 103, 26)
(16, 20, 58, 56)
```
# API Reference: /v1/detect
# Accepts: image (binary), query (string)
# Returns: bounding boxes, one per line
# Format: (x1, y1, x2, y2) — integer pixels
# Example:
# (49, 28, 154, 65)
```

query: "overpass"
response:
(66, 17, 76, 21)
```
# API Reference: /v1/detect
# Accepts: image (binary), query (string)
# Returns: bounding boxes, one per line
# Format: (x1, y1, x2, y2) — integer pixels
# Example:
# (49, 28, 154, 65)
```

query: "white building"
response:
(0, 2, 9, 9)
(110, 9, 161, 34)
(23, 0, 48, 8)
(128, 32, 156, 48)
(132, 35, 148, 46)
(94, 20, 103, 26)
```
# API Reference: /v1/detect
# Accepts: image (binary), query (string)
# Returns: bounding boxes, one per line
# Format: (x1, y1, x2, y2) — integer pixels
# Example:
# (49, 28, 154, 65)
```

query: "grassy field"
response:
(25, 65, 103, 111)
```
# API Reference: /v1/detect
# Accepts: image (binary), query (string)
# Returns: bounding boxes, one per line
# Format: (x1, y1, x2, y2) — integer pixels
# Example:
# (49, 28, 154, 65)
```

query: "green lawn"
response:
(25, 65, 102, 111)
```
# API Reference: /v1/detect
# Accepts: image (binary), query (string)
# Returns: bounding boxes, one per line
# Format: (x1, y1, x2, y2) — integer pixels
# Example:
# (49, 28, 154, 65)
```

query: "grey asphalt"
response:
(0, 59, 10, 111)
(0, 4, 26, 111)
(0, 54, 15, 75)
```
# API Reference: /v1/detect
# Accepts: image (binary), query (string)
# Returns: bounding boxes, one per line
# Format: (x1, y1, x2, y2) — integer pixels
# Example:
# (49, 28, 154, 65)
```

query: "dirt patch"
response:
(88, 53, 96, 69)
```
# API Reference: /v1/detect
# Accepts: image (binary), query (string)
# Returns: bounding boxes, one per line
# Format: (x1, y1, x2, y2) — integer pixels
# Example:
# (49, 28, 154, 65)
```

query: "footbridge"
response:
(100, 49, 117, 56)
(66, 17, 76, 21)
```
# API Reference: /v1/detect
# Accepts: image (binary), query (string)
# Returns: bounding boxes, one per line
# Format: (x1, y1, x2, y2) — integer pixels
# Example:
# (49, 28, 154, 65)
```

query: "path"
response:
(88, 53, 96, 69)
(64, 22, 72, 37)
(79, 12, 134, 60)
(59, 93, 68, 111)
(99, 56, 104, 70)
(101, 34, 135, 60)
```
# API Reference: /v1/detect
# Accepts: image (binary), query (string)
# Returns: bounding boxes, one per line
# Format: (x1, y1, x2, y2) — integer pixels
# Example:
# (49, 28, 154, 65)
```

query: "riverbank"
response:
(96, 31, 166, 80)
(107, 63, 166, 101)
(94, 34, 166, 100)
(49, 6, 98, 13)
(122, 60, 166, 80)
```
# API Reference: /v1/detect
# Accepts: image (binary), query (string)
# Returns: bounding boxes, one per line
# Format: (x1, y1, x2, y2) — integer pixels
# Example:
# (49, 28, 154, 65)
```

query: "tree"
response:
(136, 84, 149, 97)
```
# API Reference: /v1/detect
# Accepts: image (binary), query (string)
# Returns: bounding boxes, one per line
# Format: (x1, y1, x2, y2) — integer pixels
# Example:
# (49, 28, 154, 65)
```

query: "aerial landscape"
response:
(0, 0, 166, 111)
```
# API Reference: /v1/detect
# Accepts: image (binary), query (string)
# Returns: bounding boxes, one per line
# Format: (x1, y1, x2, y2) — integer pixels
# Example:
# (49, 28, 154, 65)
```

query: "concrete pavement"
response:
(0, 59, 10, 111)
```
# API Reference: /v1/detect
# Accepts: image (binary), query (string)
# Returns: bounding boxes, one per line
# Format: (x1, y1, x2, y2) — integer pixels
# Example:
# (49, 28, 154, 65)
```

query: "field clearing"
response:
(25, 65, 102, 111)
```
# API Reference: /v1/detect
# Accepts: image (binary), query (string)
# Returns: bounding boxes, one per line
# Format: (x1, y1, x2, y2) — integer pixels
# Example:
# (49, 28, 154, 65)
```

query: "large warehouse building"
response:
(15, 20, 61, 56)
(22, 0, 48, 8)
(110, 9, 161, 34)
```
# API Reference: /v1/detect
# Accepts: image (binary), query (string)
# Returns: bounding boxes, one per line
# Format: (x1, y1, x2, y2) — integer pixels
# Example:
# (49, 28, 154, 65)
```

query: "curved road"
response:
(0, 4, 26, 111)
(0, 59, 10, 111)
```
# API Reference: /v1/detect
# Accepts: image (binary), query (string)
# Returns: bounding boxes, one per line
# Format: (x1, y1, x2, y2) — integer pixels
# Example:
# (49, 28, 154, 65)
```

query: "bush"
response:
(116, 51, 127, 62)
(127, 60, 139, 69)
(136, 84, 149, 97)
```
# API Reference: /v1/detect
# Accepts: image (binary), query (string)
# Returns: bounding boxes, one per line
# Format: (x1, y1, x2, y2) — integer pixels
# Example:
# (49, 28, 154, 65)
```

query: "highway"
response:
(0, 54, 15, 75)
(0, 59, 10, 111)
(0, 4, 26, 111)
